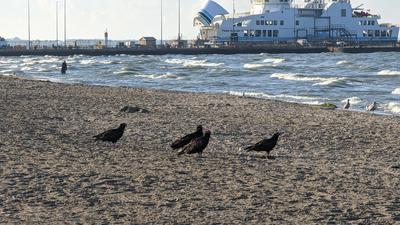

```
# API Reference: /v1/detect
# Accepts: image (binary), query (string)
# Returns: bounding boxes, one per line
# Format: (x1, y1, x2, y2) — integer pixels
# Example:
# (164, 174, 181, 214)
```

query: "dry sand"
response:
(0, 75, 400, 224)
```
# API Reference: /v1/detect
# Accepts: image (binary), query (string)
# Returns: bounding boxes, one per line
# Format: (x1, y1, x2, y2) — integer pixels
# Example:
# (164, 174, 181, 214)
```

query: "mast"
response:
(27, 0, 31, 50)
(56, 1, 59, 47)
(64, 0, 67, 48)
(178, 0, 181, 45)
(161, 0, 163, 46)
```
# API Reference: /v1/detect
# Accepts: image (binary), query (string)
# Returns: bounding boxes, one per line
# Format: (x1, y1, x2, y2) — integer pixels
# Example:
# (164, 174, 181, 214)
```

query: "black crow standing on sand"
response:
(93, 123, 127, 143)
(171, 125, 203, 149)
(245, 132, 283, 157)
(178, 130, 211, 157)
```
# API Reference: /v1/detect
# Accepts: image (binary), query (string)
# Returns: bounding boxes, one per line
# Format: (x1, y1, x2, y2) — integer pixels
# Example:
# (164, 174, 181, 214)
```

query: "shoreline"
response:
(4, 73, 398, 117)
(1, 75, 400, 223)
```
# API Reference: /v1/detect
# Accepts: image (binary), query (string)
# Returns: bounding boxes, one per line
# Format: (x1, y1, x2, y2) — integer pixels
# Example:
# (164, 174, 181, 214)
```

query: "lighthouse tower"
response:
(104, 30, 109, 48)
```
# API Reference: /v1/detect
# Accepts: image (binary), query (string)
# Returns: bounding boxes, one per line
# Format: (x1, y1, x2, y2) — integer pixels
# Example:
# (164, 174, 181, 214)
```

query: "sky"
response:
(1, 0, 399, 40)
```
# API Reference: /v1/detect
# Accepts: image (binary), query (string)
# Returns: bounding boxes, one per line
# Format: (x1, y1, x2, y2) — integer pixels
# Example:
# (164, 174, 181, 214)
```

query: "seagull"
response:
(93, 123, 127, 143)
(178, 130, 211, 157)
(366, 102, 377, 112)
(171, 125, 203, 149)
(245, 132, 283, 158)
(343, 99, 350, 109)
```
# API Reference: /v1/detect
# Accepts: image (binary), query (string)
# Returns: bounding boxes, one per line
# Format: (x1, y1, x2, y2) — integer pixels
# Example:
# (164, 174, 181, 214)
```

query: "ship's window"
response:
(268, 30, 272, 37)
(256, 20, 260, 25)
(375, 30, 380, 37)
(274, 21, 278, 26)
(368, 30, 373, 37)
(273, 30, 279, 37)
(363, 31, 367, 37)
(363, 21, 367, 26)
(388, 30, 392, 37)
(371, 21, 375, 26)
(244, 30, 248, 37)
(341, 9, 346, 17)
(381, 30, 386, 37)
(263, 30, 267, 37)
(280, 20, 284, 26)
(367, 21, 371, 25)
(255, 30, 261, 37)
(250, 30, 255, 37)
(296, 20, 300, 26)
(261, 20, 265, 25)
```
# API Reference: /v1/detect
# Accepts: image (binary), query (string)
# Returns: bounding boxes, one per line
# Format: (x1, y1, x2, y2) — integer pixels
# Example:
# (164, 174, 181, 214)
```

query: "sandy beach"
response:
(0, 75, 399, 224)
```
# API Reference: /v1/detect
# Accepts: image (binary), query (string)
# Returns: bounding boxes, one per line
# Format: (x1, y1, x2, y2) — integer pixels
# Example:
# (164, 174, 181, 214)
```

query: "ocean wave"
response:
(392, 88, 400, 95)
(80, 59, 97, 65)
(341, 97, 363, 105)
(20, 67, 32, 71)
(386, 102, 400, 114)
(243, 63, 265, 69)
(271, 73, 347, 86)
(336, 60, 350, 65)
(377, 70, 400, 76)
(263, 58, 285, 64)
(136, 73, 181, 80)
(226, 91, 325, 105)
(165, 59, 223, 68)
(37, 67, 53, 72)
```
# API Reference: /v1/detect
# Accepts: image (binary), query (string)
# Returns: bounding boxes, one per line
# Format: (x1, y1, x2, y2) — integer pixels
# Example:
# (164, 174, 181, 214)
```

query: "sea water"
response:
(1, 52, 399, 115)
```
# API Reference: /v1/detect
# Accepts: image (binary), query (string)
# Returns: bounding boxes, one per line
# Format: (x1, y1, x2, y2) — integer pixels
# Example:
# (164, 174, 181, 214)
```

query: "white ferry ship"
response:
(194, 0, 399, 45)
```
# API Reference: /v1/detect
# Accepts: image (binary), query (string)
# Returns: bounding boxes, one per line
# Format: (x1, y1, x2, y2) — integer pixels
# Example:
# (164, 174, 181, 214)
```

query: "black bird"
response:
(245, 132, 283, 157)
(170, 125, 203, 149)
(178, 130, 211, 156)
(93, 123, 127, 143)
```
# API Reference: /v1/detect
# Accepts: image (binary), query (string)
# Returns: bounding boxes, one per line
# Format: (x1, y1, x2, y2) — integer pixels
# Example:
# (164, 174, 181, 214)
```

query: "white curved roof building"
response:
(194, 0, 399, 44)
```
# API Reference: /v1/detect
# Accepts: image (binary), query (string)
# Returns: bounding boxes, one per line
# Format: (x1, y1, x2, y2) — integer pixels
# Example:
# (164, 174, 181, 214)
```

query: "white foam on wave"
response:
(136, 72, 181, 80)
(80, 59, 96, 65)
(377, 70, 400, 76)
(392, 88, 400, 95)
(226, 91, 325, 105)
(341, 97, 363, 105)
(165, 58, 223, 68)
(263, 58, 285, 64)
(243, 63, 265, 69)
(386, 102, 400, 114)
(336, 60, 350, 65)
(20, 67, 32, 71)
(271, 73, 347, 86)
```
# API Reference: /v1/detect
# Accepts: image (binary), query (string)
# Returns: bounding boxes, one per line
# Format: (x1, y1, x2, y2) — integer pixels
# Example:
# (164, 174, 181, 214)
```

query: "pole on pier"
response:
(27, 0, 31, 50)
(64, 0, 67, 49)
(160, 0, 163, 47)
(178, 0, 181, 47)
(56, 1, 59, 48)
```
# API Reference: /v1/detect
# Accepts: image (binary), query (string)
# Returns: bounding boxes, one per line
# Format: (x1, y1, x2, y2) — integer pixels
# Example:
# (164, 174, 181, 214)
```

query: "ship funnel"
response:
(194, 0, 229, 27)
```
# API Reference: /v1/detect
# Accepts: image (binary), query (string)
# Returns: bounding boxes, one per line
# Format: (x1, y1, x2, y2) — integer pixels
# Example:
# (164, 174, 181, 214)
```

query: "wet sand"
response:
(0, 75, 400, 224)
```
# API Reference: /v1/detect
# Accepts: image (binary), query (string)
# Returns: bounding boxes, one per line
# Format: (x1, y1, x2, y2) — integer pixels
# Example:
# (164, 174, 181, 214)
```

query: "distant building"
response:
(139, 37, 157, 48)
(0, 36, 7, 48)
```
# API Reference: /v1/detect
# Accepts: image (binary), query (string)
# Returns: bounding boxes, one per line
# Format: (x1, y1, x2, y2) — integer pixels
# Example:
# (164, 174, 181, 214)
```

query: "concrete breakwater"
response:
(0, 46, 399, 56)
